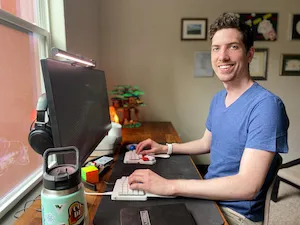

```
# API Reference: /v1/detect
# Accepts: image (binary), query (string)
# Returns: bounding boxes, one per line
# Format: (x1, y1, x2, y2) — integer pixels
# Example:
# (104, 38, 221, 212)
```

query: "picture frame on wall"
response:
(280, 54, 300, 76)
(250, 48, 268, 80)
(290, 14, 300, 40)
(181, 18, 207, 40)
(194, 51, 213, 77)
(237, 13, 278, 41)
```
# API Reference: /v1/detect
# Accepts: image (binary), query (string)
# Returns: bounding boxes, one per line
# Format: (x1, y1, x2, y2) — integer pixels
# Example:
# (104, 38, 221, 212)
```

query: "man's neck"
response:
(225, 78, 253, 96)
(223, 75, 254, 107)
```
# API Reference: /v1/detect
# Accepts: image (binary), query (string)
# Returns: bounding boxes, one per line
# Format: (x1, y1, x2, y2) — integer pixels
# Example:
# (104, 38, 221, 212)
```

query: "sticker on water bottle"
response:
(68, 201, 84, 225)
(45, 212, 56, 224)
(54, 204, 66, 215)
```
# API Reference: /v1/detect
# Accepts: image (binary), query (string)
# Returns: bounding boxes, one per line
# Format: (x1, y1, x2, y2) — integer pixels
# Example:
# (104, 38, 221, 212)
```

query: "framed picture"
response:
(181, 18, 207, 40)
(291, 14, 300, 40)
(280, 54, 300, 76)
(249, 48, 268, 80)
(194, 51, 213, 77)
(237, 13, 278, 41)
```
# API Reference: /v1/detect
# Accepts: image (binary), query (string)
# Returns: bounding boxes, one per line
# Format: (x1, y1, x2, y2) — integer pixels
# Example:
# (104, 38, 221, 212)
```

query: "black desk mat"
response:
(93, 146, 224, 225)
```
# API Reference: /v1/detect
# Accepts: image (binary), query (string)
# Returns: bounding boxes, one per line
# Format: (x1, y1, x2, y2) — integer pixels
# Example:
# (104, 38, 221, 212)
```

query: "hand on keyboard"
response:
(128, 169, 176, 197)
(135, 139, 167, 155)
(111, 176, 147, 201)
(111, 176, 175, 201)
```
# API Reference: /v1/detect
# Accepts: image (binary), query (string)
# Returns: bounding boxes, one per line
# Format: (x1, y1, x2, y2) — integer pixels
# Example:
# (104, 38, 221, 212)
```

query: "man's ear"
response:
(247, 47, 255, 63)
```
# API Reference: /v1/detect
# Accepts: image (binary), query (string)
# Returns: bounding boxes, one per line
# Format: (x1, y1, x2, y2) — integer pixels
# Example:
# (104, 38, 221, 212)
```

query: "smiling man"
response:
(128, 13, 289, 225)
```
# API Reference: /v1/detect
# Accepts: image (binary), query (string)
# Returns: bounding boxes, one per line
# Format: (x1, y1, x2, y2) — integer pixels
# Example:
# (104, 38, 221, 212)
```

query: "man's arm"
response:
(129, 148, 275, 200)
(170, 148, 275, 200)
(136, 129, 212, 155)
(171, 129, 212, 155)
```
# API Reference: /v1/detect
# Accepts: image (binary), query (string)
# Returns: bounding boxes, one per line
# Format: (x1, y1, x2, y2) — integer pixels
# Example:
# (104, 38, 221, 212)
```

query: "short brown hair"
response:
(209, 13, 254, 52)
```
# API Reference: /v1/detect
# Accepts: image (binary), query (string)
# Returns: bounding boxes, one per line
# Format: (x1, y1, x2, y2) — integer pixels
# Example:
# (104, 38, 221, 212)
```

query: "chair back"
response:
(263, 154, 282, 225)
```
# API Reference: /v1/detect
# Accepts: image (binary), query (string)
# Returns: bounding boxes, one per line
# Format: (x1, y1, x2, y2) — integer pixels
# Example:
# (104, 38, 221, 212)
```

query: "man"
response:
(128, 13, 289, 225)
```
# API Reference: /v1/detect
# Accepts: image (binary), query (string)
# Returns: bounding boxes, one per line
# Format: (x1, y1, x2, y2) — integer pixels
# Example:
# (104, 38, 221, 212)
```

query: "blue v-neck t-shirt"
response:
(204, 82, 289, 222)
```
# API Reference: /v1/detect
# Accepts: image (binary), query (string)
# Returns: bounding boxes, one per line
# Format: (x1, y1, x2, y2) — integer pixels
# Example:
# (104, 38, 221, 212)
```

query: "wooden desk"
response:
(14, 121, 227, 225)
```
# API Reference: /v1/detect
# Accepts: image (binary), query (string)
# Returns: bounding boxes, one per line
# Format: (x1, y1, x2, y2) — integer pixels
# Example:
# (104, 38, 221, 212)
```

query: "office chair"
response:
(264, 154, 283, 225)
(271, 158, 300, 202)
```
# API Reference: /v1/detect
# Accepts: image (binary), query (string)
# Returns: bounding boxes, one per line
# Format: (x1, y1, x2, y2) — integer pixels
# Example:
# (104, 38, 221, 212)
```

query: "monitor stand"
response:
(90, 135, 121, 157)
(83, 134, 121, 190)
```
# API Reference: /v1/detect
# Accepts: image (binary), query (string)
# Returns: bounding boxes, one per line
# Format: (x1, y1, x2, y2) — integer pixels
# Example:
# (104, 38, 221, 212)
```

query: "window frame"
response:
(0, 1, 54, 219)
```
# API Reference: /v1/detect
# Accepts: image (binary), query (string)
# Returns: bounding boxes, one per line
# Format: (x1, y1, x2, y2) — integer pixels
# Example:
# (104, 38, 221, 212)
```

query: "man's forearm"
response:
(166, 139, 210, 155)
(169, 174, 257, 201)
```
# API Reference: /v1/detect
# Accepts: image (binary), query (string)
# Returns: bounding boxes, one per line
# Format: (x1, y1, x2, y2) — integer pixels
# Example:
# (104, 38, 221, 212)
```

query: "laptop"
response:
(120, 203, 196, 225)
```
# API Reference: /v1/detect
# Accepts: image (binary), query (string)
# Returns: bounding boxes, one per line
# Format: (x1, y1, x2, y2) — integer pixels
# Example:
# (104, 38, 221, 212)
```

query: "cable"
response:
(84, 191, 113, 196)
(104, 181, 115, 185)
(14, 194, 41, 219)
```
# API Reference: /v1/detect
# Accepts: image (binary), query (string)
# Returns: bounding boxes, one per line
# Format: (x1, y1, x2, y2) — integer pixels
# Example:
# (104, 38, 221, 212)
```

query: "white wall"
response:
(49, 1, 66, 50)
(63, 0, 300, 164)
(63, 0, 101, 69)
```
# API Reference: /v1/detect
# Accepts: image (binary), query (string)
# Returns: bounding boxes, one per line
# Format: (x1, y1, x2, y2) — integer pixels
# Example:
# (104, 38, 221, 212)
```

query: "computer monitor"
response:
(41, 58, 112, 166)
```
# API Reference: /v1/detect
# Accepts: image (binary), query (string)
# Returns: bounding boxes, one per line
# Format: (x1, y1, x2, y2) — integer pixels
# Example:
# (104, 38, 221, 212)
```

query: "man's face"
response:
(211, 28, 254, 83)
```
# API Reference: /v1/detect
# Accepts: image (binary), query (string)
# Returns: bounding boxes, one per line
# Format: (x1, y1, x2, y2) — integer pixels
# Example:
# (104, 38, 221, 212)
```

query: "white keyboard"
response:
(111, 176, 174, 201)
(123, 150, 156, 165)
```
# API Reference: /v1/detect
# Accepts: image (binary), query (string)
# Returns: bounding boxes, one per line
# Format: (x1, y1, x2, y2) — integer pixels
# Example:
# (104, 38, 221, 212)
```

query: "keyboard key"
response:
(111, 176, 147, 201)
(123, 150, 156, 165)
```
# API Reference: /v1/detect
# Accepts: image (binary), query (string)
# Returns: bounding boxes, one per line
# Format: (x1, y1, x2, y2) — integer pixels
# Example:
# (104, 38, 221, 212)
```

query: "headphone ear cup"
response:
(28, 123, 53, 155)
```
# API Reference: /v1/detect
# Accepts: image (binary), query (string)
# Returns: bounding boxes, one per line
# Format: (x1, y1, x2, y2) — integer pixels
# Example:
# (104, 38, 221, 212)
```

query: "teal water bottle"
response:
(41, 146, 88, 225)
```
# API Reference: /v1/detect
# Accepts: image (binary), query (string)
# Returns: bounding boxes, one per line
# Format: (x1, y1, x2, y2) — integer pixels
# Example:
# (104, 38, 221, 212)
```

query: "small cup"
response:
(108, 122, 122, 137)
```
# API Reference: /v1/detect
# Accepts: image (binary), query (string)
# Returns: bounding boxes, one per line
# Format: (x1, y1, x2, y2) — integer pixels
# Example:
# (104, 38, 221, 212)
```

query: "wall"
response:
(49, 0, 66, 50)
(64, 0, 300, 164)
(63, 0, 101, 69)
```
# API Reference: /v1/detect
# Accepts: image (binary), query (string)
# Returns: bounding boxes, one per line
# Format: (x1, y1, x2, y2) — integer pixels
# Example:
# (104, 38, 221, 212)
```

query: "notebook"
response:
(120, 203, 196, 225)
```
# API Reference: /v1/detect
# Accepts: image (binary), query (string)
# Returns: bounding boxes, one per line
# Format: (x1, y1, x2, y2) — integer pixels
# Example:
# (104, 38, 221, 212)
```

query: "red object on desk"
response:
(142, 155, 149, 161)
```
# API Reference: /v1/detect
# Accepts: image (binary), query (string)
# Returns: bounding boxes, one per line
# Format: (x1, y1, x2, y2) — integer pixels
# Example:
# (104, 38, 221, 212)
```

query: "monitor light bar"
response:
(52, 48, 96, 68)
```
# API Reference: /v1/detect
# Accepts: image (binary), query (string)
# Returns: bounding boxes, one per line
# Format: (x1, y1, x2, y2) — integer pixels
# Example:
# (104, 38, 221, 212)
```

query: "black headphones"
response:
(28, 93, 54, 155)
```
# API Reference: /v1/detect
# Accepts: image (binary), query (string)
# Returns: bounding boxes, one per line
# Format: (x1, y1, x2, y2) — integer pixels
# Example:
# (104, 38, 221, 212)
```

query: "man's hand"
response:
(136, 139, 167, 155)
(128, 169, 175, 196)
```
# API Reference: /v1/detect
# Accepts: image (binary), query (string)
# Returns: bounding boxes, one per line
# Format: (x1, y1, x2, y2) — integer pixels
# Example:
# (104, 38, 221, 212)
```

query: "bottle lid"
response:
(42, 146, 81, 190)
(43, 164, 80, 190)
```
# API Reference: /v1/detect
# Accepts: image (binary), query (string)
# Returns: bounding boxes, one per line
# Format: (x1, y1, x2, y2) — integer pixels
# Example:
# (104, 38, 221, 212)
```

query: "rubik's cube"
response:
(81, 166, 99, 184)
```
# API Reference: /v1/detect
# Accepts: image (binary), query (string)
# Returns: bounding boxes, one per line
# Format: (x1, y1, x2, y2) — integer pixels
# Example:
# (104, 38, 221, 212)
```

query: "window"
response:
(0, 0, 51, 219)
(0, 0, 36, 24)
